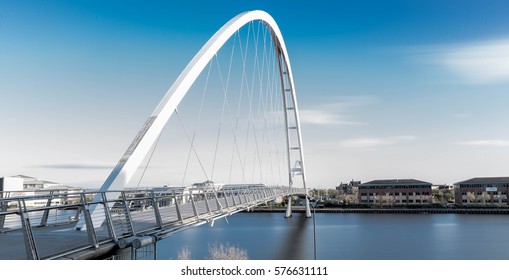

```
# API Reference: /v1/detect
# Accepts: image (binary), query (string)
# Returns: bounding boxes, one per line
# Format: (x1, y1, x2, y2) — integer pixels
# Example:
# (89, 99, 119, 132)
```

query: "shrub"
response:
(207, 242, 248, 260)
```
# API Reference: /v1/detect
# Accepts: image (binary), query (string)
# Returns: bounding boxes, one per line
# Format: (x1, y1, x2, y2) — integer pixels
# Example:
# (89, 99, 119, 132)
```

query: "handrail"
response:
(0, 184, 304, 260)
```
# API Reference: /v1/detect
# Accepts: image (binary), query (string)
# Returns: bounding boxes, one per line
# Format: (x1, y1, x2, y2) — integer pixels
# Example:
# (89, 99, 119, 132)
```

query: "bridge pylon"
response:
(284, 195, 311, 218)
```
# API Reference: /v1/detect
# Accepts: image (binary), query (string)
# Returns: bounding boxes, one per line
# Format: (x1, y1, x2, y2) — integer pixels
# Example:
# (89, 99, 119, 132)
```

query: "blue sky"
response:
(1, 0, 509, 188)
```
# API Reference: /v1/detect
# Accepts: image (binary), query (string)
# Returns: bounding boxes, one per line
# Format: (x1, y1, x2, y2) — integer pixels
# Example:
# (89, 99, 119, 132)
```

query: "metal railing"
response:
(0, 185, 304, 260)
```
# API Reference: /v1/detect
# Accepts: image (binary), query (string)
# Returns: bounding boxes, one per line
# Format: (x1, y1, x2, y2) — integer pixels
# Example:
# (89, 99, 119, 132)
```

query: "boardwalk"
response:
(0, 185, 303, 260)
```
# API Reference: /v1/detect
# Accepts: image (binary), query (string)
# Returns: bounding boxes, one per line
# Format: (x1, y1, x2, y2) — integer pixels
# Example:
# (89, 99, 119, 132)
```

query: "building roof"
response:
(12, 175, 37, 180)
(455, 177, 509, 185)
(360, 179, 432, 186)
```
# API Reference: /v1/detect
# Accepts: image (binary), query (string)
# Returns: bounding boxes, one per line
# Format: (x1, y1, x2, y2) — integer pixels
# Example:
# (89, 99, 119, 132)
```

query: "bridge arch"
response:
(81, 10, 308, 228)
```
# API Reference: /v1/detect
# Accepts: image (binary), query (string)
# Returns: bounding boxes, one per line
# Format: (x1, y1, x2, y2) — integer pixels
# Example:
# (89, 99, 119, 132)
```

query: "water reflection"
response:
(156, 212, 509, 260)
(275, 214, 310, 259)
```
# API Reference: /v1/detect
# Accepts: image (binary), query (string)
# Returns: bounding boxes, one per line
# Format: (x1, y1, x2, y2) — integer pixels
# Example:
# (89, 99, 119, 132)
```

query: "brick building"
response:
(454, 177, 509, 206)
(359, 179, 433, 206)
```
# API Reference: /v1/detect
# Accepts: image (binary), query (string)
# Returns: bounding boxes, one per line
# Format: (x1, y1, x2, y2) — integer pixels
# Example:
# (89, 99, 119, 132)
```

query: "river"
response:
(155, 212, 509, 260)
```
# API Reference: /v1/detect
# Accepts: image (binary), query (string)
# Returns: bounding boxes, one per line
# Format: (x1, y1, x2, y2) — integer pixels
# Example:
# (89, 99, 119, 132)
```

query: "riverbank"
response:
(249, 207, 509, 214)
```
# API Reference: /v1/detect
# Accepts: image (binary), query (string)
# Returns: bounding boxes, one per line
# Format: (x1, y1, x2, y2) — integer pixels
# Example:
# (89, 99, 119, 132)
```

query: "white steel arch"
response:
(79, 10, 308, 228)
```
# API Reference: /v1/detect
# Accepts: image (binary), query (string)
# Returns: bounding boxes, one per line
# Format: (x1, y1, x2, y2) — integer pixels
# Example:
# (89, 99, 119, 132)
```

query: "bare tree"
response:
(208, 242, 248, 260)
(327, 189, 339, 198)
(481, 192, 491, 205)
(467, 192, 476, 204)
(177, 247, 192, 260)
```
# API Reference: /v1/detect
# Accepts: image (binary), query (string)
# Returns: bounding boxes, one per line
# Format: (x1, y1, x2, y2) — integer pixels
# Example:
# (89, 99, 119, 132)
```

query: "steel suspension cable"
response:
(180, 62, 213, 186)
(136, 129, 163, 188)
(213, 34, 246, 184)
(175, 108, 210, 182)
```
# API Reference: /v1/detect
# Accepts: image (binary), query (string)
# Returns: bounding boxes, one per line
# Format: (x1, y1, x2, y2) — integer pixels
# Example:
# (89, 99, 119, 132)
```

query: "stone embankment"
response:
(249, 207, 509, 214)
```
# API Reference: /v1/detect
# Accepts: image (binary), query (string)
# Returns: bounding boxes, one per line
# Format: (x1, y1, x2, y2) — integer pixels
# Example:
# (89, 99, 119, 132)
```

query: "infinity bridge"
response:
(1, 10, 310, 260)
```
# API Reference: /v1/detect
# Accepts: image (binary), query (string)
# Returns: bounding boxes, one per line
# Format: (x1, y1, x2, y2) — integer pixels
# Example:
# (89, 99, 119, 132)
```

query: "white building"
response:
(1, 175, 82, 207)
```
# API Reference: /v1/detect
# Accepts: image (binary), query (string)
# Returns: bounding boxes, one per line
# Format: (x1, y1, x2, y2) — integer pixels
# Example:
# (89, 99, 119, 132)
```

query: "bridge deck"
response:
(0, 185, 304, 260)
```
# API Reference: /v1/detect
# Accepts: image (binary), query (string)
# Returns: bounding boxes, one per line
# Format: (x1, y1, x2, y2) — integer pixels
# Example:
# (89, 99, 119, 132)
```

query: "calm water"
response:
(156, 212, 509, 260)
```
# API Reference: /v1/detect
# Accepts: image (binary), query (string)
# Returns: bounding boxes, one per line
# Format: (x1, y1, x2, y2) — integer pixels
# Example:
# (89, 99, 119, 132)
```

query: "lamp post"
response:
(311, 200, 317, 260)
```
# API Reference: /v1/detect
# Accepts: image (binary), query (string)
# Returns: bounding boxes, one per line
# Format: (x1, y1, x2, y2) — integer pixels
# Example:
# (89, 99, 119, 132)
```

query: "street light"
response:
(310, 200, 318, 260)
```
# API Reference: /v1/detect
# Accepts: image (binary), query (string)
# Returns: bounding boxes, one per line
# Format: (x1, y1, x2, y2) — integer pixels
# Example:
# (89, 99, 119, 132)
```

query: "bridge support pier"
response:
(285, 196, 292, 218)
(285, 196, 311, 218)
(305, 196, 312, 218)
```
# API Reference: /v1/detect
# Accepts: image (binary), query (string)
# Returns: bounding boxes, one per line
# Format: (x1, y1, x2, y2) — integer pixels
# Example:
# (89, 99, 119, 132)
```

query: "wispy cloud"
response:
(457, 139, 509, 147)
(299, 96, 374, 126)
(341, 135, 416, 148)
(34, 163, 114, 170)
(299, 109, 362, 125)
(409, 38, 509, 84)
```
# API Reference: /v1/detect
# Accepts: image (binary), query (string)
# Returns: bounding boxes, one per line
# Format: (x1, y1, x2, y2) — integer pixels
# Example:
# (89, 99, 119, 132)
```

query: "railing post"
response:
(189, 189, 200, 220)
(262, 188, 269, 199)
(121, 192, 135, 235)
(204, 193, 212, 215)
(243, 189, 249, 204)
(255, 188, 262, 201)
(0, 199, 7, 229)
(151, 191, 163, 229)
(223, 191, 230, 209)
(101, 192, 117, 241)
(173, 191, 184, 224)
(230, 190, 237, 207)
(18, 199, 39, 260)
(39, 190, 54, 227)
(213, 190, 223, 212)
(80, 193, 99, 248)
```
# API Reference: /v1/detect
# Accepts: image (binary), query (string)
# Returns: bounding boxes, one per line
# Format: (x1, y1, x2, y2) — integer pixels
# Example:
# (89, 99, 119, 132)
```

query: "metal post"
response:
(40, 190, 54, 227)
(102, 193, 117, 241)
(312, 203, 317, 260)
(0, 200, 7, 229)
(231, 190, 238, 206)
(151, 191, 163, 229)
(121, 192, 135, 235)
(213, 190, 223, 212)
(204, 193, 212, 215)
(18, 199, 39, 260)
(242, 189, 249, 204)
(189, 190, 200, 220)
(223, 191, 230, 209)
(79, 193, 99, 249)
(174, 192, 184, 224)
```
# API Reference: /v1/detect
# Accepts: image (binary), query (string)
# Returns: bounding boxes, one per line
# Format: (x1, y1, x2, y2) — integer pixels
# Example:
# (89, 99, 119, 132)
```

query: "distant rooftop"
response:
(360, 179, 432, 186)
(3, 174, 81, 190)
(455, 177, 509, 185)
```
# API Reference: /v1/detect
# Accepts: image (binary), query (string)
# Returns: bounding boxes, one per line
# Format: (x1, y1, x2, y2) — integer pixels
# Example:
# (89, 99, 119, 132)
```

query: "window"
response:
(462, 199, 467, 203)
